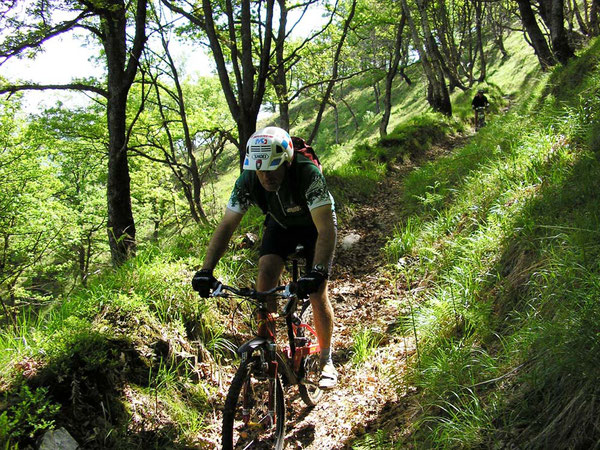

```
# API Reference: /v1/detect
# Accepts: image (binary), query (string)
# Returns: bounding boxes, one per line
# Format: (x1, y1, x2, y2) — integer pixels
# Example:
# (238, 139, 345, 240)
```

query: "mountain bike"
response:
(212, 248, 323, 449)
(475, 106, 487, 130)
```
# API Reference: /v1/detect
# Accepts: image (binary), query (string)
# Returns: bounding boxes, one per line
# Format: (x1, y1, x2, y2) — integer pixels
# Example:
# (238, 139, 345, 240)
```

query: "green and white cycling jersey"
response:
(227, 154, 335, 228)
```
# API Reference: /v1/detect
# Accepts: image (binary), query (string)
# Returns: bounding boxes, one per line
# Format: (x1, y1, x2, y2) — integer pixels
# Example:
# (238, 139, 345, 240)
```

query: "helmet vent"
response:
(250, 145, 271, 153)
(275, 145, 284, 154)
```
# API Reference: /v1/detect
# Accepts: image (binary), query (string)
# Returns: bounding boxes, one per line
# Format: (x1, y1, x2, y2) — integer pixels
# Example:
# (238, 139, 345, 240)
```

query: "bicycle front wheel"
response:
(298, 352, 323, 406)
(222, 356, 286, 449)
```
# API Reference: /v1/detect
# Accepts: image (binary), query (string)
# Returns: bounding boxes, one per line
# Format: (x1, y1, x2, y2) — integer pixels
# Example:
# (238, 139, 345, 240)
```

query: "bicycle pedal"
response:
(299, 378, 319, 387)
(294, 337, 309, 346)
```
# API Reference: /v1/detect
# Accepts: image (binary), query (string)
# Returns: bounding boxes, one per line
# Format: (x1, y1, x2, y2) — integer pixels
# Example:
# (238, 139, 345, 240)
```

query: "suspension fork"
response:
(241, 340, 280, 426)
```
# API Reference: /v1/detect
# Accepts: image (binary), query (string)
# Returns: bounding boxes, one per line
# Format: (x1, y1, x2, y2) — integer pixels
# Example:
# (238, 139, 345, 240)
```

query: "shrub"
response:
(0, 384, 60, 445)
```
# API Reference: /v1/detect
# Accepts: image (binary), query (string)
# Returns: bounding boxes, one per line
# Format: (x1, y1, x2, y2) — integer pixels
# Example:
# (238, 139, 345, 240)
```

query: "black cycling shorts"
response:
(259, 215, 319, 270)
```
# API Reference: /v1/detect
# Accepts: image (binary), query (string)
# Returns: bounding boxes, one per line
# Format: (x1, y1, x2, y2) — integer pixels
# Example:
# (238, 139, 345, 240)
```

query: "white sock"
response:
(320, 347, 333, 367)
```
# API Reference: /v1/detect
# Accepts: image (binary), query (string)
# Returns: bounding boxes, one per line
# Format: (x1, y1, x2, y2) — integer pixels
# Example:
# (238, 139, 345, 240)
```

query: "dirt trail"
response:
(283, 170, 413, 449)
(207, 134, 470, 448)
(282, 134, 470, 449)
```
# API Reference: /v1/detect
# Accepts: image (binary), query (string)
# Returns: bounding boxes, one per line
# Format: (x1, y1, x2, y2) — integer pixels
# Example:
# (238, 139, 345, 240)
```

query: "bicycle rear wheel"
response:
(222, 356, 286, 449)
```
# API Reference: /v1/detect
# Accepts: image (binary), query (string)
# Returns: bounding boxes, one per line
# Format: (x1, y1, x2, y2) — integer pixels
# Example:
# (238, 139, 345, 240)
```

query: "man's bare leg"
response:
(310, 281, 337, 389)
(257, 254, 285, 290)
(309, 281, 334, 351)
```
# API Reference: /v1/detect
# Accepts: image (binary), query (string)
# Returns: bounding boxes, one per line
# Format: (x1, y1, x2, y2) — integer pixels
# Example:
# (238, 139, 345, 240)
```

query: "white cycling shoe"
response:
(319, 361, 338, 390)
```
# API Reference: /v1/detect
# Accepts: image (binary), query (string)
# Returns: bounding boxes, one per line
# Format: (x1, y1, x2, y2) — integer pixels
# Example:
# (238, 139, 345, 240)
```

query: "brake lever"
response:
(282, 283, 299, 317)
(211, 283, 224, 297)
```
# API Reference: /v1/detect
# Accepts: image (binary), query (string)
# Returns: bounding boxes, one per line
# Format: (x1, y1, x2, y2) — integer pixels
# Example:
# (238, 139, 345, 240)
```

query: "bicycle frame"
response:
(223, 287, 320, 388)
(475, 106, 486, 129)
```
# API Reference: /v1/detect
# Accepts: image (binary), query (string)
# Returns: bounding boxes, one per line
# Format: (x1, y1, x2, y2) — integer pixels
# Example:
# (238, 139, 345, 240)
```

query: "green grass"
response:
(377, 37, 600, 448)
(2, 20, 595, 449)
(350, 327, 384, 367)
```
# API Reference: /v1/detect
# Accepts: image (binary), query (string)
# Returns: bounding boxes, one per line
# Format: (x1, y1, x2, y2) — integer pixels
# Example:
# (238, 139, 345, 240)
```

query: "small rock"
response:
(239, 232, 258, 249)
(38, 427, 79, 450)
(341, 233, 361, 250)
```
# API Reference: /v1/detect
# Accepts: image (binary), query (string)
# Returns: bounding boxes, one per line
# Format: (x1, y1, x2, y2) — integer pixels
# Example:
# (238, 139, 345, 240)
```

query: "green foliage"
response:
(327, 113, 458, 212)
(0, 384, 60, 444)
(418, 389, 498, 448)
(326, 155, 386, 205)
(0, 3, 595, 447)
(350, 327, 383, 367)
(352, 429, 395, 449)
(347, 113, 456, 170)
(0, 99, 73, 302)
(28, 104, 109, 288)
(385, 216, 422, 264)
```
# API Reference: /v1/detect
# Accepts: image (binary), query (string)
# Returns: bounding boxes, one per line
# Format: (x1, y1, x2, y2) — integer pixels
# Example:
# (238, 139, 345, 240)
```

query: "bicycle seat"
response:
(288, 244, 307, 260)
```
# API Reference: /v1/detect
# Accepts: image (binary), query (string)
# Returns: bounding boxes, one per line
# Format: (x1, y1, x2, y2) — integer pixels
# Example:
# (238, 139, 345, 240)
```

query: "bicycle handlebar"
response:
(211, 282, 297, 300)
(211, 282, 304, 317)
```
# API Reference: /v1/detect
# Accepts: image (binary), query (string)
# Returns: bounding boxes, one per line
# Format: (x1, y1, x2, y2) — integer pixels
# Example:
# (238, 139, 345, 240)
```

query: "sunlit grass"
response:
(384, 38, 600, 447)
(352, 429, 395, 449)
(132, 359, 215, 445)
(350, 327, 384, 367)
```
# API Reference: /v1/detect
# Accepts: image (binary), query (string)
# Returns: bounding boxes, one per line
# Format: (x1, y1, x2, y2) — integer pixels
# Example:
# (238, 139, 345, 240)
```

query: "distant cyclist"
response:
(471, 89, 490, 129)
(192, 126, 339, 389)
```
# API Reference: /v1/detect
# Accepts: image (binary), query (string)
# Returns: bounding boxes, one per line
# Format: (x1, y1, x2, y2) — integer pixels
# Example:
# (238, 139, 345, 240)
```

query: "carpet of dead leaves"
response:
(202, 135, 469, 449)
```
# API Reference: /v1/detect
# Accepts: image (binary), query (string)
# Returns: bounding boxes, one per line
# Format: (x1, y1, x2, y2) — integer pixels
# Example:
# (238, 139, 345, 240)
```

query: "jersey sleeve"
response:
(301, 164, 334, 211)
(226, 173, 253, 214)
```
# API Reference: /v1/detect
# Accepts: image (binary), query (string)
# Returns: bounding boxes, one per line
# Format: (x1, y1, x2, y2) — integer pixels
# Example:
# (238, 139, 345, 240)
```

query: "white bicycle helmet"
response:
(243, 127, 294, 171)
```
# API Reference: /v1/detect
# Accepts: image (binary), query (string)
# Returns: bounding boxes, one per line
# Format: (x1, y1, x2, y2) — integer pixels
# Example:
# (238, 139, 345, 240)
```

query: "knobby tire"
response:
(298, 352, 323, 406)
(222, 357, 286, 449)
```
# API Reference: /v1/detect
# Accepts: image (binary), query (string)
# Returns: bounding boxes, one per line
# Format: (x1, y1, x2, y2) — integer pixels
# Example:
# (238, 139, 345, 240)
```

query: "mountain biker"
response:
(192, 126, 338, 389)
(471, 88, 489, 129)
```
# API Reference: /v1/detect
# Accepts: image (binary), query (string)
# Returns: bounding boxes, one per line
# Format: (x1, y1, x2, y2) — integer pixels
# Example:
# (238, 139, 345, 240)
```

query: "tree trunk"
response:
(199, 0, 274, 170)
(78, 245, 86, 286)
(308, 0, 357, 144)
(399, 68, 412, 85)
(475, 0, 487, 82)
(591, 0, 600, 35)
(488, 1, 509, 58)
(516, 0, 556, 69)
(549, 0, 575, 63)
(160, 33, 210, 225)
(402, 0, 452, 115)
(106, 95, 136, 265)
(102, 0, 147, 265)
(495, 31, 508, 58)
(380, 14, 406, 137)
(237, 114, 258, 168)
(274, 0, 290, 131)
(340, 97, 359, 130)
(372, 82, 381, 114)
(330, 100, 339, 144)
(433, 0, 464, 90)
(570, 0, 589, 34)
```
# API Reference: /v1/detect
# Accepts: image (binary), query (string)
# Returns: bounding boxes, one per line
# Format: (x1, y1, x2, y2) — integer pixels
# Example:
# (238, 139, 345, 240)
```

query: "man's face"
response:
(256, 164, 286, 192)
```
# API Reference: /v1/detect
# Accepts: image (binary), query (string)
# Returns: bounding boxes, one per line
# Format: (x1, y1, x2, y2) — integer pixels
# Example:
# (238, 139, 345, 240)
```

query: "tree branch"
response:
(289, 67, 371, 103)
(0, 10, 94, 63)
(124, 0, 148, 86)
(0, 83, 108, 98)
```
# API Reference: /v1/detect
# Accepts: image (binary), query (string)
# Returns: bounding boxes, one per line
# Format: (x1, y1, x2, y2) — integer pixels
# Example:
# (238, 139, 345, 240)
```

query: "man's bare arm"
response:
(202, 209, 244, 271)
(310, 204, 337, 271)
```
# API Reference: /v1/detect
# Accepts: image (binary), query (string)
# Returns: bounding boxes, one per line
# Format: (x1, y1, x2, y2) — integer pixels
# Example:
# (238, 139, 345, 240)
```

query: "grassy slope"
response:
(364, 38, 600, 448)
